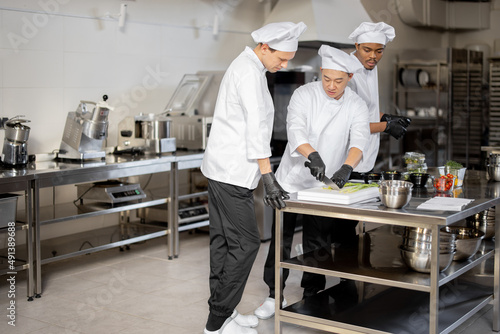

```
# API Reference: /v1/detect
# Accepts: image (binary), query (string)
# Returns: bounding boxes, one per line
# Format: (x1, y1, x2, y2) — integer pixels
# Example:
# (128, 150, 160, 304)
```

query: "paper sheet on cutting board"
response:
(297, 186, 380, 205)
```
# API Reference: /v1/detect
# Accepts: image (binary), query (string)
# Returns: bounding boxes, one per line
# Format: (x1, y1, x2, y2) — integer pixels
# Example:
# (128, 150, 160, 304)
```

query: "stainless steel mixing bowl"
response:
(487, 164, 500, 182)
(443, 226, 485, 261)
(379, 180, 413, 209)
(400, 247, 455, 273)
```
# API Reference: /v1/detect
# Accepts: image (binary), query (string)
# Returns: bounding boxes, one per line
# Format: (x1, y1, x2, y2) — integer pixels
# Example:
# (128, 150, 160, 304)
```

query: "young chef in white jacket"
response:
(200, 21, 307, 334)
(348, 21, 411, 178)
(254, 45, 370, 318)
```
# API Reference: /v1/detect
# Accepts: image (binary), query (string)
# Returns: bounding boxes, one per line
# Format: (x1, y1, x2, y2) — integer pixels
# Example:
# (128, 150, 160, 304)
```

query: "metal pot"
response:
(138, 114, 171, 140)
(5, 118, 30, 142)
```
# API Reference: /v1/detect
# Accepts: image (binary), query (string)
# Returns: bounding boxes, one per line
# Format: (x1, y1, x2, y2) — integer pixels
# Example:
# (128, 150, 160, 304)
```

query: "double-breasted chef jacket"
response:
(276, 81, 370, 194)
(201, 46, 273, 190)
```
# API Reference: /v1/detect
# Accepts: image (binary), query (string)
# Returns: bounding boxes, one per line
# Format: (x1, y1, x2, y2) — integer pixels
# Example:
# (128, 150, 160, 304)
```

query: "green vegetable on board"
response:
(339, 183, 379, 193)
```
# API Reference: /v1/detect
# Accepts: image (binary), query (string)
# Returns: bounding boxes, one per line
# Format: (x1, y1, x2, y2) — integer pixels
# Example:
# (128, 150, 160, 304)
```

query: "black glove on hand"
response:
(381, 114, 412, 128)
(331, 164, 353, 189)
(262, 172, 289, 210)
(304, 152, 326, 181)
(384, 119, 407, 139)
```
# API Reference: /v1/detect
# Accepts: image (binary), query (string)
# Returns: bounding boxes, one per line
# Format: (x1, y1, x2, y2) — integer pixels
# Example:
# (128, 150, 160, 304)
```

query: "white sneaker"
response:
(254, 297, 287, 320)
(204, 317, 257, 334)
(231, 310, 259, 328)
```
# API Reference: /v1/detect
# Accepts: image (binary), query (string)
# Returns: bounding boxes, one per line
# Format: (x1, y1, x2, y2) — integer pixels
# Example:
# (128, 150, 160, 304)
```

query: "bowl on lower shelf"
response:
(442, 226, 485, 261)
(399, 247, 455, 273)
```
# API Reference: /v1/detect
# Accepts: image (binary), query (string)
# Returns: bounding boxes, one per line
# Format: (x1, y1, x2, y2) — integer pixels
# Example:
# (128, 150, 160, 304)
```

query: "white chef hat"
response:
(251, 22, 307, 52)
(349, 22, 395, 45)
(318, 45, 363, 74)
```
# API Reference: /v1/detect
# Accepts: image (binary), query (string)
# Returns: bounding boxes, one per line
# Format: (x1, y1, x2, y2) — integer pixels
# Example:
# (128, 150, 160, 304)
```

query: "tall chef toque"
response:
(319, 45, 364, 74)
(349, 22, 396, 45)
(251, 22, 307, 52)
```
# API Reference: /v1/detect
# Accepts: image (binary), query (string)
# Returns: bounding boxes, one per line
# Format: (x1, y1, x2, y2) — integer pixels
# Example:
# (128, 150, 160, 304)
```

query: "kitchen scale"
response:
(76, 180, 146, 204)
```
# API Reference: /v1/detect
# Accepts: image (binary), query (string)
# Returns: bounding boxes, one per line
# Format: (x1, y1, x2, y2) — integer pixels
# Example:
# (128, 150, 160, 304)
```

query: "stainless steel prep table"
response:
(274, 171, 500, 334)
(0, 168, 35, 300)
(32, 154, 177, 297)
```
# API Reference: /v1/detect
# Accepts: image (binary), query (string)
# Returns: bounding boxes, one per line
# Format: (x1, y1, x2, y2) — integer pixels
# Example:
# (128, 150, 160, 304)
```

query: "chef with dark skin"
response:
(200, 22, 307, 334)
(254, 45, 370, 318)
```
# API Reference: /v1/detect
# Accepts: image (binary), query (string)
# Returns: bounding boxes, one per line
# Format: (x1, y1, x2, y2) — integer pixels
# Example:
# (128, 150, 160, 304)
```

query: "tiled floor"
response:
(0, 230, 497, 334)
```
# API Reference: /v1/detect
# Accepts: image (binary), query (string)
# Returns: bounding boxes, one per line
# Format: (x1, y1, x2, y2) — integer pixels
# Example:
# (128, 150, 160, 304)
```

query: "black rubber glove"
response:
(384, 119, 407, 139)
(331, 164, 353, 189)
(304, 152, 326, 181)
(381, 114, 412, 128)
(262, 172, 289, 210)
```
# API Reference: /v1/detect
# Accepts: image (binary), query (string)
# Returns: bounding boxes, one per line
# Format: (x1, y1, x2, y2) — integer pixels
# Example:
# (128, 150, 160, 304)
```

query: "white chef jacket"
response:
(201, 47, 274, 190)
(348, 52, 380, 173)
(276, 82, 370, 194)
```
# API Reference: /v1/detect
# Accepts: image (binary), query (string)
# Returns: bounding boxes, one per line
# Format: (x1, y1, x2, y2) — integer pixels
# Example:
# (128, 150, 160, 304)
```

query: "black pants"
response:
(263, 212, 298, 299)
(301, 216, 358, 297)
(207, 179, 261, 318)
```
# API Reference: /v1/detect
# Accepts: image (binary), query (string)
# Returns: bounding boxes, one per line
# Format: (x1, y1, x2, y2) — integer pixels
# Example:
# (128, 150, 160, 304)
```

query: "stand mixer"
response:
(58, 95, 113, 160)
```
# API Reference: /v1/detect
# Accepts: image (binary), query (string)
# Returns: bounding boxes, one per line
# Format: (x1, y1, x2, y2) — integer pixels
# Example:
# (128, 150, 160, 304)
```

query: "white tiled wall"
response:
(0, 0, 263, 154)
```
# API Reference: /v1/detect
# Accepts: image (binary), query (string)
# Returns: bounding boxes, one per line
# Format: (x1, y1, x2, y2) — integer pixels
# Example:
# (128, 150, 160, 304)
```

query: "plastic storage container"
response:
(0, 193, 20, 229)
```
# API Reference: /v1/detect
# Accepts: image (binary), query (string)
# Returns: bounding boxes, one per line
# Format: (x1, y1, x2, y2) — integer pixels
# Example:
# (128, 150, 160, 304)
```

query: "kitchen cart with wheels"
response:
(274, 171, 499, 334)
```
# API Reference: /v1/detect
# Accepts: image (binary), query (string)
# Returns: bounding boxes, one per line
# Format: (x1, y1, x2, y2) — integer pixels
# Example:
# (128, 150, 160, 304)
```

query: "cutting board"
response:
(297, 186, 379, 205)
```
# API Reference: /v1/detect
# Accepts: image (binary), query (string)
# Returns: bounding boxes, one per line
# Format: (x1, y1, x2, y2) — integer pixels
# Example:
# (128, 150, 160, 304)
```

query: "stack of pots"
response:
(400, 227, 456, 273)
(466, 207, 495, 240)
(487, 153, 500, 181)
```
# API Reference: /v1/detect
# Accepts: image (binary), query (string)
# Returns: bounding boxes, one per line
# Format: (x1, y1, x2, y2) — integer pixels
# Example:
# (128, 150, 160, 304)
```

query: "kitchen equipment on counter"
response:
(1, 116, 31, 166)
(76, 180, 146, 205)
(379, 180, 413, 209)
(167, 115, 212, 150)
(58, 95, 113, 160)
(466, 207, 495, 239)
(297, 185, 379, 205)
(443, 226, 485, 261)
(161, 72, 219, 150)
(116, 113, 176, 155)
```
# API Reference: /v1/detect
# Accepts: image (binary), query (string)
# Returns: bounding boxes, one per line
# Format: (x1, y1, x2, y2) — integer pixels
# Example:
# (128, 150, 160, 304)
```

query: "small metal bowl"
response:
(379, 180, 413, 209)
(400, 247, 455, 273)
(443, 227, 485, 261)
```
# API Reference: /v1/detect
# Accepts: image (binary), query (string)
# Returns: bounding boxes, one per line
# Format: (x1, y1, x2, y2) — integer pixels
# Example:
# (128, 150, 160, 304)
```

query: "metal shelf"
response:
(284, 226, 494, 292)
(281, 278, 492, 334)
(38, 223, 168, 265)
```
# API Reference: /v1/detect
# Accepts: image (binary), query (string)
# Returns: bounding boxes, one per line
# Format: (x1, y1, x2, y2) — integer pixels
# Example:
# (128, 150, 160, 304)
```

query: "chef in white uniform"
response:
(348, 21, 411, 177)
(254, 45, 369, 318)
(201, 21, 307, 334)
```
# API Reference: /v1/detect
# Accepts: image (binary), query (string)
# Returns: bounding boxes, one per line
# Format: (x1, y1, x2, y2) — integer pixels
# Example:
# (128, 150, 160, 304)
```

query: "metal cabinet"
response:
(274, 171, 499, 334)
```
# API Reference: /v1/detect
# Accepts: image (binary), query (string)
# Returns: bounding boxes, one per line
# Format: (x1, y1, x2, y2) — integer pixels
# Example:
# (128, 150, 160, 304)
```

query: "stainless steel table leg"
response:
(34, 179, 42, 298)
(274, 209, 283, 334)
(494, 205, 500, 331)
(25, 180, 34, 301)
(429, 225, 440, 334)
(168, 162, 177, 260)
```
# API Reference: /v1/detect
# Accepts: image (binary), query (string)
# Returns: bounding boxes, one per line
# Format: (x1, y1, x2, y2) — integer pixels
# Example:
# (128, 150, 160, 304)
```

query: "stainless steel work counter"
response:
(274, 171, 500, 334)
(0, 151, 205, 300)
